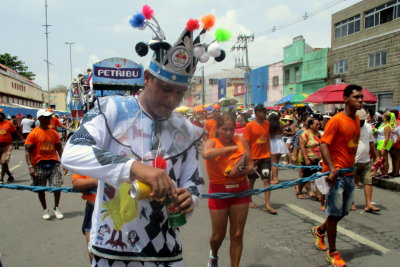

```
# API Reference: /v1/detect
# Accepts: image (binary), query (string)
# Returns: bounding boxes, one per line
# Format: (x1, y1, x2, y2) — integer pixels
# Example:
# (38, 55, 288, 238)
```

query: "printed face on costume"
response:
(216, 120, 235, 143)
(344, 90, 363, 111)
(143, 71, 187, 118)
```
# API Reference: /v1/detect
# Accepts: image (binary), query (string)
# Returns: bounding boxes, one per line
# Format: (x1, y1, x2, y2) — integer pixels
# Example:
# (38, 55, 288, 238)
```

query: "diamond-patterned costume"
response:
(62, 96, 204, 264)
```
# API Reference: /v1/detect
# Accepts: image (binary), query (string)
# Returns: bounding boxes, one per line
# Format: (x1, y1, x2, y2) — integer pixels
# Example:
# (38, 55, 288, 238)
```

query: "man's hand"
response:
(28, 166, 36, 178)
(131, 161, 177, 199)
(325, 169, 338, 187)
(172, 188, 194, 214)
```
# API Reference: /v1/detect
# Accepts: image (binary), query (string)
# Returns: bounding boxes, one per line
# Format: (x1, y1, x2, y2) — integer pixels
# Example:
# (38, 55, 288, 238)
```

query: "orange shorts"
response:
(0, 143, 12, 164)
(208, 179, 251, 210)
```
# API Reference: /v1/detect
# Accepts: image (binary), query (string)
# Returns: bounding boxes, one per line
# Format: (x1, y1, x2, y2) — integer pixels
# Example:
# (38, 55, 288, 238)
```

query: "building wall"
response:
(49, 91, 68, 111)
(267, 61, 283, 102)
(329, 0, 400, 109)
(0, 64, 44, 107)
(283, 36, 305, 64)
(249, 65, 268, 105)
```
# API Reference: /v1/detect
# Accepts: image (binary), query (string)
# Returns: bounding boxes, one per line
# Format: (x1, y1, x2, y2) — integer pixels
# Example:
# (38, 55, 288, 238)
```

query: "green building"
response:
(283, 36, 328, 96)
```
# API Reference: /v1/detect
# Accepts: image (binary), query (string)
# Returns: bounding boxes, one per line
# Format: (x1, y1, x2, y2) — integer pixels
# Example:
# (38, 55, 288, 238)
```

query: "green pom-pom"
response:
(215, 28, 231, 42)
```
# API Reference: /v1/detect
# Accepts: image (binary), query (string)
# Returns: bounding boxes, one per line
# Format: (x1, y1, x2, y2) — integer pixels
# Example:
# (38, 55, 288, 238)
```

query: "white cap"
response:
(37, 109, 53, 118)
(356, 109, 368, 120)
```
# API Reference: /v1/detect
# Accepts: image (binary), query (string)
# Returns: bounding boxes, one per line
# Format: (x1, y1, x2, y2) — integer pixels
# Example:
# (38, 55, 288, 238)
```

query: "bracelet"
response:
(28, 165, 33, 168)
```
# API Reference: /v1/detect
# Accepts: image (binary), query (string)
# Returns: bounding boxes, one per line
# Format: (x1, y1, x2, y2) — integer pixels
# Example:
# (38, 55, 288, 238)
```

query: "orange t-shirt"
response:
(49, 117, 62, 130)
(71, 174, 97, 203)
(25, 127, 61, 166)
(243, 120, 271, 159)
(0, 120, 16, 144)
(205, 136, 246, 184)
(321, 112, 360, 175)
(204, 119, 217, 139)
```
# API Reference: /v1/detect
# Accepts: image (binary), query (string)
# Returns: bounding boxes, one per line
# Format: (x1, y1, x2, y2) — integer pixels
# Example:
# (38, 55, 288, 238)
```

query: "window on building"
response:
(237, 85, 242, 93)
(209, 78, 218, 85)
(377, 92, 394, 111)
(334, 60, 349, 74)
(368, 51, 387, 68)
(335, 15, 361, 38)
(365, 0, 400, 29)
(272, 76, 279, 87)
(284, 69, 290, 85)
(295, 67, 300, 82)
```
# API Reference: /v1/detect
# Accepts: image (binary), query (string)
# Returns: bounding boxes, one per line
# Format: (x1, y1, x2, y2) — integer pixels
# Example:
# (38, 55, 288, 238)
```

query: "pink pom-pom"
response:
(142, 5, 154, 20)
(185, 18, 200, 31)
(153, 156, 167, 170)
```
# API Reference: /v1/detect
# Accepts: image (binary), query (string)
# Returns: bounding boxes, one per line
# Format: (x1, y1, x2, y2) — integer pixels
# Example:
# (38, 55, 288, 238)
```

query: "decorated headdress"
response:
(130, 5, 231, 86)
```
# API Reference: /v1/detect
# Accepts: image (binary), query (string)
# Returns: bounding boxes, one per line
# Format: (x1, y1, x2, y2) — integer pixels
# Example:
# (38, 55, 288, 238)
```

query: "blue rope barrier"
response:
(0, 165, 351, 198)
(272, 163, 322, 170)
(202, 168, 354, 199)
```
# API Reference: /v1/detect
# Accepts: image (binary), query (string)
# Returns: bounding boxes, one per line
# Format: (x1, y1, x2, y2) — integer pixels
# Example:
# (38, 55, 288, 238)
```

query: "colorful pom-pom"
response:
(142, 5, 154, 20)
(153, 156, 167, 169)
(186, 18, 200, 31)
(129, 13, 145, 28)
(215, 28, 232, 42)
(201, 14, 216, 31)
(135, 42, 149, 57)
(207, 43, 221, 57)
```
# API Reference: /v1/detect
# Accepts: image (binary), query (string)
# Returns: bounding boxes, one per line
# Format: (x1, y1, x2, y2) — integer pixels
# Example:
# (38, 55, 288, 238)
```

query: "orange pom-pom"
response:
(201, 14, 216, 31)
(185, 18, 200, 31)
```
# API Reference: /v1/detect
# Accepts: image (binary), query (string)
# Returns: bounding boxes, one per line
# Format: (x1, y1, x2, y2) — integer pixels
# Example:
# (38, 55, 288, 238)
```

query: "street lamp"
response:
(65, 42, 75, 82)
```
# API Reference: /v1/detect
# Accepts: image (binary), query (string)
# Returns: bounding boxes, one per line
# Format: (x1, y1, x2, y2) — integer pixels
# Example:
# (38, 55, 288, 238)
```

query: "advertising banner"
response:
(92, 58, 144, 86)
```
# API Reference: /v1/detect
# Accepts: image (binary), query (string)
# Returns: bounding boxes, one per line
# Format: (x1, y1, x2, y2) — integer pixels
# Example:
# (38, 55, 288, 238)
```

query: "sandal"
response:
(296, 192, 307, 199)
(365, 206, 381, 213)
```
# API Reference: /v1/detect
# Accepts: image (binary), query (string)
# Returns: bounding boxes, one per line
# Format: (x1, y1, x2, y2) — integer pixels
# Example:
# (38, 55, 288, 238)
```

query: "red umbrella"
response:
(302, 84, 377, 104)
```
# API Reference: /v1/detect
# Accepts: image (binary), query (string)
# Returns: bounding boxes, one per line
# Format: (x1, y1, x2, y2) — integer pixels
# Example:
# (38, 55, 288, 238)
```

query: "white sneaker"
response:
(54, 207, 64, 220)
(42, 209, 51, 220)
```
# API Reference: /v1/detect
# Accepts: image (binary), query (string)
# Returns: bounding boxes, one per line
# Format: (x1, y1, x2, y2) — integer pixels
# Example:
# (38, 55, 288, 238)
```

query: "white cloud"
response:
(112, 16, 132, 34)
(74, 45, 86, 53)
(88, 54, 100, 67)
(265, 4, 294, 23)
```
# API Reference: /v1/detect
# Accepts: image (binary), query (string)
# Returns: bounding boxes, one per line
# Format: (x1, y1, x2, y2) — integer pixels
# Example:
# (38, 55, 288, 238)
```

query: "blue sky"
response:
(0, 0, 362, 90)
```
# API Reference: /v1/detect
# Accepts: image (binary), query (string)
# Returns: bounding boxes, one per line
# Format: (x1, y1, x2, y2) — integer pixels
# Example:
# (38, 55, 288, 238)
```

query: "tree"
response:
(0, 53, 36, 80)
(50, 84, 68, 92)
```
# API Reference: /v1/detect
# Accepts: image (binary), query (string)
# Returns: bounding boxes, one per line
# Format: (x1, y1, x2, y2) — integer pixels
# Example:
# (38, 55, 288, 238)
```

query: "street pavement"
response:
(1, 148, 400, 267)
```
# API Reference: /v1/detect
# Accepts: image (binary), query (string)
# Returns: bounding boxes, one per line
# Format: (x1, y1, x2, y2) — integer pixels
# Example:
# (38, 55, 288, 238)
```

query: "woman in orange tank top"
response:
(202, 113, 254, 267)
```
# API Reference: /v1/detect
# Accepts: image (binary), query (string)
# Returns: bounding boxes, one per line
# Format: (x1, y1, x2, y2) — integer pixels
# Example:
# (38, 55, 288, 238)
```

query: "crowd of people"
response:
(184, 90, 400, 267)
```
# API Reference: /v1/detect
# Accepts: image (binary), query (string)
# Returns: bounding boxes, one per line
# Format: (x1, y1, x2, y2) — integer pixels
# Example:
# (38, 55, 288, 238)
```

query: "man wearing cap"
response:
(25, 109, 64, 220)
(61, 6, 211, 266)
(354, 108, 380, 213)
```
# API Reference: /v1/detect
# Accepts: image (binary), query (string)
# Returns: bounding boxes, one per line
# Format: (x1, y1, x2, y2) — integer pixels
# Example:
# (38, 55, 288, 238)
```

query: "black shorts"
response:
(82, 201, 94, 234)
(248, 157, 271, 180)
(301, 159, 320, 178)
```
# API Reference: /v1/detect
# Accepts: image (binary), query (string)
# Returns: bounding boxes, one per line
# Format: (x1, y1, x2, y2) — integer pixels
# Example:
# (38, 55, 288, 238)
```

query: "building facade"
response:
(267, 61, 283, 103)
(329, 0, 400, 110)
(283, 36, 328, 96)
(49, 90, 68, 111)
(0, 63, 45, 108)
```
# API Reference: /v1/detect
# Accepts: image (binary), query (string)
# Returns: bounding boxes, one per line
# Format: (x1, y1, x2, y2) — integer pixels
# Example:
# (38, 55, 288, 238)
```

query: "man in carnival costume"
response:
(62, 4, 230, 267)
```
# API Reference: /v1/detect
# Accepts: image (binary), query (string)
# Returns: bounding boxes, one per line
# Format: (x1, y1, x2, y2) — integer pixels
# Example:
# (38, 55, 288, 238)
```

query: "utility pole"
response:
(202, 66, 205, 105)
(231, 34, 254, 107)
(42, 0, 52, 107)
(65, 42, 75, 82)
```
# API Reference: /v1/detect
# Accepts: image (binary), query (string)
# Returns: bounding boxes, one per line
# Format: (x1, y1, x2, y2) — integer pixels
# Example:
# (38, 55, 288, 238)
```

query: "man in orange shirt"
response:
(243, 105, 277, 214)
(0, 112, 23, 183)
(311, 85, 362, 267)
(25, 109, 64, 220)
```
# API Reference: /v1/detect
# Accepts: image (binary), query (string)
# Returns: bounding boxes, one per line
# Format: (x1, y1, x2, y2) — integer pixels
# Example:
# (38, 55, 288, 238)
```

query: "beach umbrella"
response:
(193, 105, 205, 112)
(236, 105, 246, 110)
(175, 106, 191, 112)
(218, 97, 238, 106)
(302, 84, 377, 104)
(275, 93, 309, 105)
